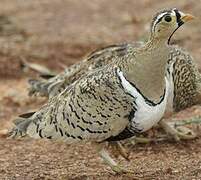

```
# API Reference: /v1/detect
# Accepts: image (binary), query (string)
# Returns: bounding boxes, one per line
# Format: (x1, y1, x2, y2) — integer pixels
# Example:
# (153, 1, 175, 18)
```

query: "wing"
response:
(28, 42, 143, 97)
(14, 66, 136, 143)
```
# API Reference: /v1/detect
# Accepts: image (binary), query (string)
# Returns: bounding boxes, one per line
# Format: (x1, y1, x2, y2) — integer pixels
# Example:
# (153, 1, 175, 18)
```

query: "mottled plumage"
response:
(28, 43, 201, 113)
(16, 67, 138, 142)
(167, 48, 201, 111)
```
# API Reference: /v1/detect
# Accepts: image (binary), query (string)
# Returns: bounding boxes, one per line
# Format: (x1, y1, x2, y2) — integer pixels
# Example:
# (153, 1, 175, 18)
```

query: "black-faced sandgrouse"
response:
(27, 28, 201, 140)
(10, 9, 194, 173)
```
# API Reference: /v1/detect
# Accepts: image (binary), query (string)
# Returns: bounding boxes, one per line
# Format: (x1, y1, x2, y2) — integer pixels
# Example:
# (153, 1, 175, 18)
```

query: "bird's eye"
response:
(164, 15, 172, 22)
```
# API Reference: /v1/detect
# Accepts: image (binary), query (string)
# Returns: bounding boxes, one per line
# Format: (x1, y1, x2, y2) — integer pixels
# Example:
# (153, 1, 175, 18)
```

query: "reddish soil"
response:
(0, 0, 201, 179)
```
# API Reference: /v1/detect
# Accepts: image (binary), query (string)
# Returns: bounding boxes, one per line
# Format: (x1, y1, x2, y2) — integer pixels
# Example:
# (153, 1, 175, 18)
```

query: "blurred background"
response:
(0, 0, 201, 179)
(0, 0, 200, 77)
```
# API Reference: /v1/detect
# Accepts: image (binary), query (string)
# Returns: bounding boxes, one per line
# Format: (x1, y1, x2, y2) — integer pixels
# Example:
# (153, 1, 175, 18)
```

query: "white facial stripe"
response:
(152, 12, 168, 32)
(171, 10, 176, 16)
(178, 11, 185, 17)
(172, 8, 184, 15)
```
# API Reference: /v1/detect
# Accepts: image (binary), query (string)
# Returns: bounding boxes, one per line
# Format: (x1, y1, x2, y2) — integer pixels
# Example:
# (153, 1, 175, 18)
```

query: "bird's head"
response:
(150, 8, 194, 44)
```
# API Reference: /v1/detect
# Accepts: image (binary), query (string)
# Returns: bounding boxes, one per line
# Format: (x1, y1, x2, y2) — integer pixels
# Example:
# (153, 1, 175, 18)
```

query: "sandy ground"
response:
(0, 0, 201, 179)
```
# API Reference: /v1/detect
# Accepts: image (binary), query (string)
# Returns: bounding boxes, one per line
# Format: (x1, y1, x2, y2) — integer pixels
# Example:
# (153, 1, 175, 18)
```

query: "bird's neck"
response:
(119, 38, 169, 103)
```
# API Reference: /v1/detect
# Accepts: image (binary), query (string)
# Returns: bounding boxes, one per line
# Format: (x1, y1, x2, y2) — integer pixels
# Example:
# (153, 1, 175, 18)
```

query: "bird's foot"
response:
(174, 126, 197, 140)
(159, 119, 197, 141)
(111, 164, 134, 174)
(110, 142, 130, 161)
(95, 142, 133, 174)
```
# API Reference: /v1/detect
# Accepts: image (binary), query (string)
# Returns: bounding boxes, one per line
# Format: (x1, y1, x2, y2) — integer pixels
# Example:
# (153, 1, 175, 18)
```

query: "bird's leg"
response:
(159, 119, 180, 141)
(94, 142, 133, 174)
(109, 142, 130, 161)
(159, 119, 196, 141)
(115, 142, 130, 161)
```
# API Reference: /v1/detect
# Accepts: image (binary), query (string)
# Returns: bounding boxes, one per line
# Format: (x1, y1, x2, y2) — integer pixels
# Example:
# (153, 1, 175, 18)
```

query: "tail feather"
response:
(47, 80, 65, 98)
(9, 112, 35, 138)
(28, 79, 50, 97)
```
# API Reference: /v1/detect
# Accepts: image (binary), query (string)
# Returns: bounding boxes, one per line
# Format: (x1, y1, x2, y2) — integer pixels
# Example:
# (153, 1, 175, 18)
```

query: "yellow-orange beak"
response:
(181, 14, 195, 22)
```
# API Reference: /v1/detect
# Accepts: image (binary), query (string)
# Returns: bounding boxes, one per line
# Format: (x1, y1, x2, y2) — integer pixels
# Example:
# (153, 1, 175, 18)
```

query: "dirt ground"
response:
(0, 0, 201, 179)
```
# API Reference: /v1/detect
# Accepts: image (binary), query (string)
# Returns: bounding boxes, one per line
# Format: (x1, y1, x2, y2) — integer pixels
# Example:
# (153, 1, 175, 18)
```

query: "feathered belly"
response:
(131, 91, 168, 132)
(117, 68, 169, 133)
